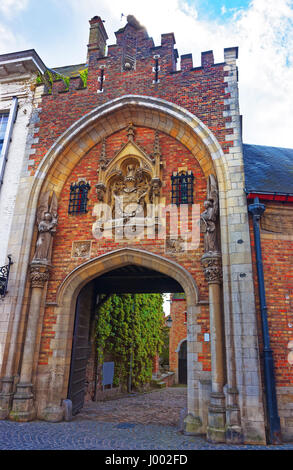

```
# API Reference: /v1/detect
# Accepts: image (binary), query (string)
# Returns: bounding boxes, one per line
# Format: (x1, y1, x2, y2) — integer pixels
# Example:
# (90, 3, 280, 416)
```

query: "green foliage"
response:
(96, 293, 165, 390)
(159, 326, 170, 368)
(36, 72, 43, 85)
(79, 68, 88, 88)
(36, 67, 88, 91)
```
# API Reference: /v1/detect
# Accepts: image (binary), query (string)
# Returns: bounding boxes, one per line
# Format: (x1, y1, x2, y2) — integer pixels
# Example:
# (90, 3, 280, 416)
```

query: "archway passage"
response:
(67, 264, 187, 418)
(94, 265, 183, 294)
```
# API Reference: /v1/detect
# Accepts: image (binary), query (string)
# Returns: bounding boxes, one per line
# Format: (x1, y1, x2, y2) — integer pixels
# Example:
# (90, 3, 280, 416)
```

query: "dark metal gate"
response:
(68, 284, 94, 415)
(178, 340, 187, 384)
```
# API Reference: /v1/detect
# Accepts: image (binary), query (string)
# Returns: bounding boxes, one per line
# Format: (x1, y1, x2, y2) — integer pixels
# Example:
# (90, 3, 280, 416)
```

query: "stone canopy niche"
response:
(93, 124, 163, 239)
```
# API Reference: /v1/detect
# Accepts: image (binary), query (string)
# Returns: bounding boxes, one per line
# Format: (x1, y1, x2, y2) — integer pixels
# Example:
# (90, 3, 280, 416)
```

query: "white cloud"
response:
(2, 0, 293, 148)
(230, 0, 293, 147)
(0, 23, 25, 54)
(0, 0, 29, 18)
(0, 0, 30, 54)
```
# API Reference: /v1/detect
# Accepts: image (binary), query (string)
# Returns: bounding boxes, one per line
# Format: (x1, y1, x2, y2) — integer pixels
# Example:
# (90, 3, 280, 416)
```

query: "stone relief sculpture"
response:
(33, 191, 58, 262)
(72, 241, 91, 258)
(200, 174, 220, 254)
(112, 163, 149, 222)
(149, 178, 162, 204)
(93, 124, 163, 238)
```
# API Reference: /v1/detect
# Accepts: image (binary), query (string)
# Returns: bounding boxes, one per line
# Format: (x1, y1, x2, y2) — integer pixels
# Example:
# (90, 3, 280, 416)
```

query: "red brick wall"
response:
(30, 23, 233, 174)
(249, 203, 293, 388)
(169, 299, 187, 374)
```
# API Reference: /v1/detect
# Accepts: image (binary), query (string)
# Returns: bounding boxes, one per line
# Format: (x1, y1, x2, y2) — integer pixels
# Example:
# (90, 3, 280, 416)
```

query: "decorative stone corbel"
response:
(201, 253, 222, 285)
(29, 262, 50, 288)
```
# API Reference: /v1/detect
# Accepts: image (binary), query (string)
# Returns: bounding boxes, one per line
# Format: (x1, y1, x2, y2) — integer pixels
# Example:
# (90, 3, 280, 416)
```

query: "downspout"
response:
(248, 197, 281, 444)
(0, 96, 18, 188)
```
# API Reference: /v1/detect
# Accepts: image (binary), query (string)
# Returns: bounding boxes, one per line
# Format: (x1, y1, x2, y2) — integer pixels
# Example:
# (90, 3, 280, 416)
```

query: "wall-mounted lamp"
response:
(165, 315, 173, 328)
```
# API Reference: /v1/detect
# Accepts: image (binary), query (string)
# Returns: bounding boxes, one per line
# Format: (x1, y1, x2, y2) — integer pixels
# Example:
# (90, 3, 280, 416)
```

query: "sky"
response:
(0, 0, 293, 148)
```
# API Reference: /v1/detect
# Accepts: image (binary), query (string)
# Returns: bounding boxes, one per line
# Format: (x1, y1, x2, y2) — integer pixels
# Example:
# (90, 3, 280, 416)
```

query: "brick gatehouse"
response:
(0, 14, 292, 445)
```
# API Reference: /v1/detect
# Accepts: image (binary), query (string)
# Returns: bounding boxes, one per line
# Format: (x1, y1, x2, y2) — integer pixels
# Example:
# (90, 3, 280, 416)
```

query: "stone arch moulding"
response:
(57, 247, 199, 307)
(175, 337, 188, 353)
(40, 247, 201, 422)
(29, 94, 229, 215)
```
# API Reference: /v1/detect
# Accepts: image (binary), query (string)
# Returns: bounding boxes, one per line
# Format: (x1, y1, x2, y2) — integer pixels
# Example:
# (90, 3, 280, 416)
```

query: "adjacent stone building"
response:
(0, 49, 47, 371)
(0, 14, 292, 445)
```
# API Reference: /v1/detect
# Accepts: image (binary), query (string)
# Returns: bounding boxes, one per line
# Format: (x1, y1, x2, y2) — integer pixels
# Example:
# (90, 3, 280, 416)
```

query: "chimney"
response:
(87, 16, 108, 61)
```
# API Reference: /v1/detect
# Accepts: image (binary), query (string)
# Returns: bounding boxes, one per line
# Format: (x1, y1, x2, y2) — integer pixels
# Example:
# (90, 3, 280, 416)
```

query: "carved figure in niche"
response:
(150, 178, 162, 203)
(96, 183, 106, 202)
(33, 191, 58, 262)
(126, 163, 136, 179)
(200, 175, 220, 254)
(111, 161, 149, 221)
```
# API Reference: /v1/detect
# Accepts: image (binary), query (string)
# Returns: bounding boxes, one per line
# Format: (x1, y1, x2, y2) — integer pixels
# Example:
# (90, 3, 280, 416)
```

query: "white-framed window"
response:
(0, 97, 18, 187)
(0, 113, 9, 156)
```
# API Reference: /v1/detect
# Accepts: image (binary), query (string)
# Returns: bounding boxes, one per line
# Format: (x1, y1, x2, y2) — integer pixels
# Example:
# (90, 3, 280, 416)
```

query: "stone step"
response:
(151, 379, 166, 389)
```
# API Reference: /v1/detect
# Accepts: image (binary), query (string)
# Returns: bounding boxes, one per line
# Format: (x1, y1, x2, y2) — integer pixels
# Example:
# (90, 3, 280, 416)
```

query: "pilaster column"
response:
(9, 261, 50, 421)
(0, 377, 15, 418)
(201, 252, 226, 443)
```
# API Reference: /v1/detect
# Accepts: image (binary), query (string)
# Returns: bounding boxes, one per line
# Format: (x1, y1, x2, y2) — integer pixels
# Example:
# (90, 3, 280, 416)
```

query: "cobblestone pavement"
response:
(76, 386, 187, 426)
(0, 387, 293, 450)
(1, 419, 293, 451)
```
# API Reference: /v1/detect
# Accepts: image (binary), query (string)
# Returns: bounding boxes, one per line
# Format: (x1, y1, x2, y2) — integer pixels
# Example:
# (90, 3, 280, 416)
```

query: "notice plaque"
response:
(102, 361, 114, 389)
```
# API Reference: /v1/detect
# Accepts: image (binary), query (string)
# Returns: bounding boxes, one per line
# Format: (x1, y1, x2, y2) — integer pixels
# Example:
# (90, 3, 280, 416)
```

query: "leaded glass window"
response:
(68, 181, 90, 215)
(171, 171, 194, 205)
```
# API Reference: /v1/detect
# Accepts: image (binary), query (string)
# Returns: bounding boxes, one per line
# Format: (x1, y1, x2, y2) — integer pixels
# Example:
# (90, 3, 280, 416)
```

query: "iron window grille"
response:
(171, 171, 194, 205)
(68, 181, 91, 215)
(0, 113, 9, 156)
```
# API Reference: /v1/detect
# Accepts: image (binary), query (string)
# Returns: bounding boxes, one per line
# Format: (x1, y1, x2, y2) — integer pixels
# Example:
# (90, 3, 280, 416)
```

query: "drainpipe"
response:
(248, 197, 281, 444)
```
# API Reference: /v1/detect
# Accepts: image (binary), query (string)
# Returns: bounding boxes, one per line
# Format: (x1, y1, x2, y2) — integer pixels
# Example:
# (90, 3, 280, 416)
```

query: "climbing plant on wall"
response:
(95, 293, 165, 390)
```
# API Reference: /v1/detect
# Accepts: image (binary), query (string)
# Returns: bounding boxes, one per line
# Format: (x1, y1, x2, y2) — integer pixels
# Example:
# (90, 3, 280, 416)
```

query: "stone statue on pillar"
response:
(9, 191, 58, 422)
(200, 174, 220, 255)
(200, 174, 226, 443)
(33, 191, 58, 262)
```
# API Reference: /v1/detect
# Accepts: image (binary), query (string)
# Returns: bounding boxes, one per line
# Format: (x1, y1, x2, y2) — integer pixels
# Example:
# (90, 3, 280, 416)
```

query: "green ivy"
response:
(95, 293, 165, 390)
(36, 67, 88, 92)
(79, 68, 88, 88)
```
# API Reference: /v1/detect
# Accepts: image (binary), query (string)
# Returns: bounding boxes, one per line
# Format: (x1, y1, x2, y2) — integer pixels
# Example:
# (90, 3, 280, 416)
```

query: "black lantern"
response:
(165, 315, 173, 328)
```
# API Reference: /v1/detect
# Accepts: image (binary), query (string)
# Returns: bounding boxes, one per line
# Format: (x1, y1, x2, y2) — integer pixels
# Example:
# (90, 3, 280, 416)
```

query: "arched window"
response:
(171, 171, 194, 205)
(68, 180, 90, 215)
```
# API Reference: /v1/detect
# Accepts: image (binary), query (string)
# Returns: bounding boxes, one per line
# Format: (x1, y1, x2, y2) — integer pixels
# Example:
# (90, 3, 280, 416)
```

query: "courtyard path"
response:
(76, 386, 187, 427)
(1, 387, 293, 451)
